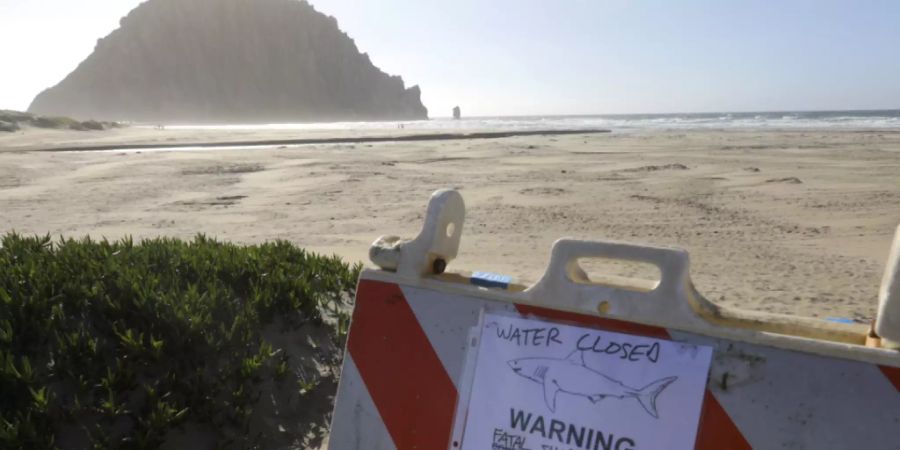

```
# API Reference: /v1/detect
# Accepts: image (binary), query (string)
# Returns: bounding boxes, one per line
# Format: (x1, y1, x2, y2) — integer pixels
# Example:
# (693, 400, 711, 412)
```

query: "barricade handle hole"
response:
(571, 257, 661, 292)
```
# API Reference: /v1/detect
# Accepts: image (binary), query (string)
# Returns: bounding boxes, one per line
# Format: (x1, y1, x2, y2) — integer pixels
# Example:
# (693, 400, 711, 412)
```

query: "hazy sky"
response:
(1, 0, 899, 117)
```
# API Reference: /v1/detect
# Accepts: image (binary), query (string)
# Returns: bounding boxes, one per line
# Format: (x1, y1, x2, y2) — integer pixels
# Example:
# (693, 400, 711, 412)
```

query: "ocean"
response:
(156, 110, 900, 132)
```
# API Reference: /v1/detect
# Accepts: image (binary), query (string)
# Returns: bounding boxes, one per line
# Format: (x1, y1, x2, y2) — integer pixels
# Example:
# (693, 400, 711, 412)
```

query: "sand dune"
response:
(2, 128, 899, 321)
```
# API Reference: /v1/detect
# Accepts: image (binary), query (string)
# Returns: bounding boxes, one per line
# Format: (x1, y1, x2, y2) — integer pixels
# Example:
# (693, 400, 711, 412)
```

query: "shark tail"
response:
(629, 376, 677, 419)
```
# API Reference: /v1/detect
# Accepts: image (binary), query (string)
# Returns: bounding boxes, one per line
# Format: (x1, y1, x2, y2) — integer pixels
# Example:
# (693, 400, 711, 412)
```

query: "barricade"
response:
(328, 190, 900, 450)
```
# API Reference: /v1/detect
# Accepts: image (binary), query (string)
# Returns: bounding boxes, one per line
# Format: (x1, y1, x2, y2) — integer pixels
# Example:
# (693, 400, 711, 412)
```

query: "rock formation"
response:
(29, 0, 428, 123)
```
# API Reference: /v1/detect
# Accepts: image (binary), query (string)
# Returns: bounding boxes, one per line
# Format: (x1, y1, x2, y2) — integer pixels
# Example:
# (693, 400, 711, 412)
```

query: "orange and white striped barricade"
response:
(328, 190, 900, 450)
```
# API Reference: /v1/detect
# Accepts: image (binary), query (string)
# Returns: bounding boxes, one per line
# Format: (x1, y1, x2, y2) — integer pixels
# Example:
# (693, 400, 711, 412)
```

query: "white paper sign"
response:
(458, 312, 713, 450)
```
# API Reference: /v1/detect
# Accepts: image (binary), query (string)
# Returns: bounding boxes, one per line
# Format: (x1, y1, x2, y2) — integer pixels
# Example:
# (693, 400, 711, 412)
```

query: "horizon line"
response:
(435, 108, 900, 120)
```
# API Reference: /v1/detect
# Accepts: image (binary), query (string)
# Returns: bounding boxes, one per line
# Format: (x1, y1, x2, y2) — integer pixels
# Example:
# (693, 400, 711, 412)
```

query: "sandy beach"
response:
(2, 127, 899, 321)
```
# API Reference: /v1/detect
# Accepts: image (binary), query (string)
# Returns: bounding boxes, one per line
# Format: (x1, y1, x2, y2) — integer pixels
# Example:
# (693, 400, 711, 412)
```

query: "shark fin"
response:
(543, 379, 561, 412)
(564, 350, 586, 366)
(630, 376, 677, 419)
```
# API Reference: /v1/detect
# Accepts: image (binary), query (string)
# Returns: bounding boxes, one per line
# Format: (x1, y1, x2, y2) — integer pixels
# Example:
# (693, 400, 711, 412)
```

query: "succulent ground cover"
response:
(0, 234, 361, 449)
(0, 110, 121, 132)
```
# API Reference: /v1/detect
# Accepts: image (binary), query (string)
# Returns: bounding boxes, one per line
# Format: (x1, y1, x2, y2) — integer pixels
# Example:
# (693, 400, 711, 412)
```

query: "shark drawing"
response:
(507, 351, 677, 418)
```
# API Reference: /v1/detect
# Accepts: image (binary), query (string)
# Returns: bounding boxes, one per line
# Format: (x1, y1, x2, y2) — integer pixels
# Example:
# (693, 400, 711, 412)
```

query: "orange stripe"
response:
(514, 303, 751, 449)
(695, 392, 753, 450)
(880, 365, 900, 391)
(514, 303, 672, 340)
(348, 280, 458, 450)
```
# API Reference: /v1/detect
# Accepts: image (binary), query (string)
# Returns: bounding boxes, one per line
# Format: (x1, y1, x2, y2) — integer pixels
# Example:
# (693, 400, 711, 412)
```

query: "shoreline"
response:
(7, 128, 611, 153)
(4, 125, 900, 154)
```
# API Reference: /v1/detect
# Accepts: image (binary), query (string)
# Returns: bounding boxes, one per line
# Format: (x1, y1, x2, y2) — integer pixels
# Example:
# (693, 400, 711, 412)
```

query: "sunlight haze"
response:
(1, 0, 899, 116)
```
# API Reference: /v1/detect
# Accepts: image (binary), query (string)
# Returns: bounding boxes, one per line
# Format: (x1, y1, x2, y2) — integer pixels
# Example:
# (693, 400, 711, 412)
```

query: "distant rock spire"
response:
(453, 106, 461, 120)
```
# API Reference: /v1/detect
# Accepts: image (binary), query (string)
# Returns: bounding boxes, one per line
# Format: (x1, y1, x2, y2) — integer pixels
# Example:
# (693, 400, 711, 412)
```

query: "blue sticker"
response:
(471, 271, 513, 289)
(824, 317, 856, 324)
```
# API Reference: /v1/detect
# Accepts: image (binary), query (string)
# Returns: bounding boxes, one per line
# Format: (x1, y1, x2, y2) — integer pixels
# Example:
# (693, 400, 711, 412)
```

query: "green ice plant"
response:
(0, 233, 361, 449)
